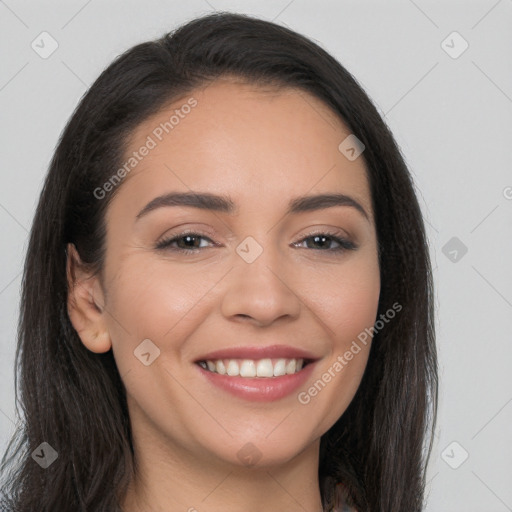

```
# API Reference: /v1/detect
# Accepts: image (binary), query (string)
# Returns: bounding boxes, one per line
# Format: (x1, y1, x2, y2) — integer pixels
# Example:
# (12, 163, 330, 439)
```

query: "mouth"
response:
(195, 357, 314, 377)
(193, 345, 320, 402)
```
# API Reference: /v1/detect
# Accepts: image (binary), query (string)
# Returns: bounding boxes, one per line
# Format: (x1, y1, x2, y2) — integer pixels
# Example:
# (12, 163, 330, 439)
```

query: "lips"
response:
(194, 344, 320, 363)
(194, 344, 320, 402)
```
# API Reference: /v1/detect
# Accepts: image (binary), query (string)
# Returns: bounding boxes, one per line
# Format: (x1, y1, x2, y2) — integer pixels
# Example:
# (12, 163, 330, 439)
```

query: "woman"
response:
(0, 12, 437, 512)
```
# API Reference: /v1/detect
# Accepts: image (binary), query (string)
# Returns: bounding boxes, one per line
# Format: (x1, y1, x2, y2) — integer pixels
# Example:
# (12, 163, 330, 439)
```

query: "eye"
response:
(155, 231, 217, 254)
(155, 229, 357, 255)
(293, 230, 357, 253)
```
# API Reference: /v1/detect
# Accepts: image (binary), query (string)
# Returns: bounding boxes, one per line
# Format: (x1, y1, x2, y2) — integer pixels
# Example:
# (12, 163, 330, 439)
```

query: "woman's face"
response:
(73, 78, 380, 468)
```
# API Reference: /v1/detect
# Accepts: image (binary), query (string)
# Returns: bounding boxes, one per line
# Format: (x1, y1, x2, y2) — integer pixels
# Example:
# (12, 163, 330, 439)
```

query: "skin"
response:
(67, 77, 380, 512)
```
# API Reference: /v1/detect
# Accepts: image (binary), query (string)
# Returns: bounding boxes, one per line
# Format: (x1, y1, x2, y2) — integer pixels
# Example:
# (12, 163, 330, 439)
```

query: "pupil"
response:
(310, 235, 328, 248)
(183, 235, 198, 247)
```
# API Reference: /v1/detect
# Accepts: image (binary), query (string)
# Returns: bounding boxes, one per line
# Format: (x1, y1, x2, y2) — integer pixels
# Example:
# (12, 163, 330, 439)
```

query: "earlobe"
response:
(66, 243, 112, 354)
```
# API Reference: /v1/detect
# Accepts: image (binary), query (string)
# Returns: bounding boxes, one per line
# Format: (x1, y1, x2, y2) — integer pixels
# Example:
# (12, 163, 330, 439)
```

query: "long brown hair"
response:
(0, 12, 437, 512)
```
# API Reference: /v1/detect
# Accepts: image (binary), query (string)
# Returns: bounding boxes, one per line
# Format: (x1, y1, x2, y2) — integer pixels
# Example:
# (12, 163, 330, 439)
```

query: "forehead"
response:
(110, 78, 372, 220)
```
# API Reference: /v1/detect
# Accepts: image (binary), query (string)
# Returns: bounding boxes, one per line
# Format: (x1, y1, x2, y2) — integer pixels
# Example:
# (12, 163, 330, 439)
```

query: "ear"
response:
(66, 243, 112, 353)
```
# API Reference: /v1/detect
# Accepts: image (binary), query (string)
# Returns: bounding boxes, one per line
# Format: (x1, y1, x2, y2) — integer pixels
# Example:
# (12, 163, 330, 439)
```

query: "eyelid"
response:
(296, 226, 351, 241)
(156, 224, 216, 241)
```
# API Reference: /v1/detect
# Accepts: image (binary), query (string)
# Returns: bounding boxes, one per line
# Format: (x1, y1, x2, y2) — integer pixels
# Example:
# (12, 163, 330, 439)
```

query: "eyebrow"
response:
(135, 191, 369, 221)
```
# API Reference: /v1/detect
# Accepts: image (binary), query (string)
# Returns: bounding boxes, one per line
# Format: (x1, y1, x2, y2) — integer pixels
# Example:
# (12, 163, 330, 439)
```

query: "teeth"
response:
(199, 358, 305, 378)
(286, 359, 297, 374)
(226, 360, 239, 376)
(240, 360, 257, 377)
(216, 360, 226, 375)
(273, 359, 286, 376)
(256, 359, 273, 377)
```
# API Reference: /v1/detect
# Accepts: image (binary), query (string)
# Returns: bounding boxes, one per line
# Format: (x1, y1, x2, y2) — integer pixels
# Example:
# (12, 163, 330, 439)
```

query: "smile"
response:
(196, 358, 310, 377)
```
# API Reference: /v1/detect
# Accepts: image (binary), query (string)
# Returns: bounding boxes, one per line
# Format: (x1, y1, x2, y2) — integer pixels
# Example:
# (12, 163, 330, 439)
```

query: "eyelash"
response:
(155, 229, 357, 255)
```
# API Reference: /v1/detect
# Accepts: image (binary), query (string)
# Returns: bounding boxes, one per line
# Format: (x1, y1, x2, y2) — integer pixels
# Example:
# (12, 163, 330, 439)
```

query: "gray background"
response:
(1, 1, 511, 510)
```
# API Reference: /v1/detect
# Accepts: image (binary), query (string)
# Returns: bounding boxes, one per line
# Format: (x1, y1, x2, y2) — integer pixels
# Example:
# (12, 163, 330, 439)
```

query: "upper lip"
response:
(194, 344, 321, 363)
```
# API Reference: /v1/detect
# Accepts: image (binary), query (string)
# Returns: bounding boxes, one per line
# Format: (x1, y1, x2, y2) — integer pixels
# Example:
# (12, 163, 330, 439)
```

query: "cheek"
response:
(296, 254, 379, 429)
(304, 252, 380, 341)
(103, 256, 223, 363)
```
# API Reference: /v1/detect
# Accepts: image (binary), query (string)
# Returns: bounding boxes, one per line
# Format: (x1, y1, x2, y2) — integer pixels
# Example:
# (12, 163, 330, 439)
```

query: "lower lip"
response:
(196, 362, 316, 402)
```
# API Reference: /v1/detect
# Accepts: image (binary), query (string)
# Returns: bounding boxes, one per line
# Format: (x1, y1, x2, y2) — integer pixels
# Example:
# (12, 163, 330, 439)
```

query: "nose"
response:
(220, 247, 301, 328)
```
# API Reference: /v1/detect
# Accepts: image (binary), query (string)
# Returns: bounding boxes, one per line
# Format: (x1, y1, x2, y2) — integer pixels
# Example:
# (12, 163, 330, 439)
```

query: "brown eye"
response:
(293, 231, 357, 253)
(155, 232, 216, 253)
